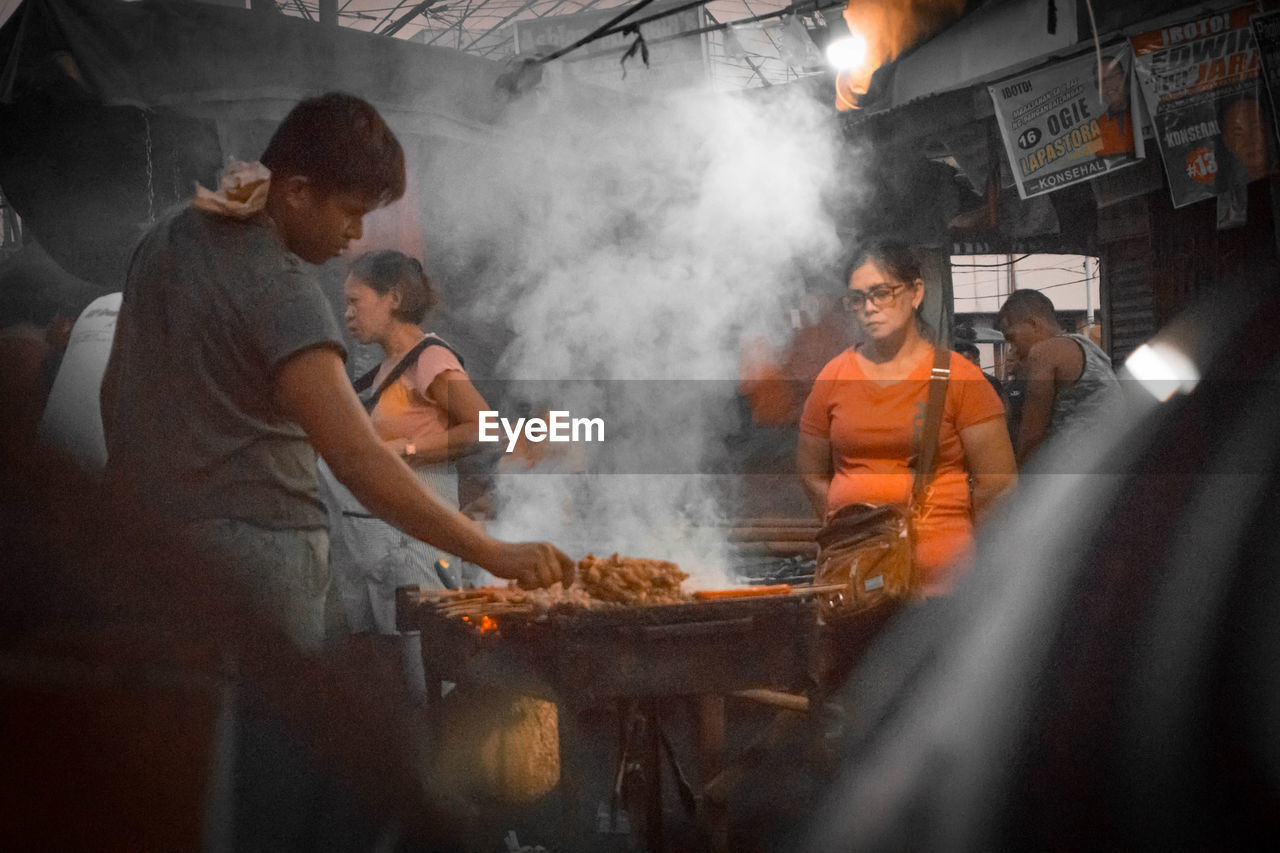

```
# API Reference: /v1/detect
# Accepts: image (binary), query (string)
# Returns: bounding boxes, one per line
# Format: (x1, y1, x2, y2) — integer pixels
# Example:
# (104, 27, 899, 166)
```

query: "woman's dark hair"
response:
(843, 240, 936, 340)
(261, 92, 405, 208)
(349, 250, 437, 324)
(844, 240, 924, 288)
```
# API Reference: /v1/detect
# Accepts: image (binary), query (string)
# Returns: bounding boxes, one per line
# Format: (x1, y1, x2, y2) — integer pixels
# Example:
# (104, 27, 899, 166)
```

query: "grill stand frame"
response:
(397, 586, 833, 851)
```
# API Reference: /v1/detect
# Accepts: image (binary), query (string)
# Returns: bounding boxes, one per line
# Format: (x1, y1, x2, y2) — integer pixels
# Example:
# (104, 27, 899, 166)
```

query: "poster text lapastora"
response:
(1021, 120, 1103, 175)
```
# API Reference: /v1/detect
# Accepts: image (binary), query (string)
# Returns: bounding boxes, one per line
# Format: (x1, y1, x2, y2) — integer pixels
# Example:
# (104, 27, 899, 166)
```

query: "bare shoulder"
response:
(426, 366, 472, 397)
(1028, 335, 1080, 364)
(1028, 336, 1085, 381)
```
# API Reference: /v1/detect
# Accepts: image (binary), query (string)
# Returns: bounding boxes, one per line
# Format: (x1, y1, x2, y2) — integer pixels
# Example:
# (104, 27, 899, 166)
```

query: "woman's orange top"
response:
(369, 341, 465, 448)
(800, 347, 1005, 594)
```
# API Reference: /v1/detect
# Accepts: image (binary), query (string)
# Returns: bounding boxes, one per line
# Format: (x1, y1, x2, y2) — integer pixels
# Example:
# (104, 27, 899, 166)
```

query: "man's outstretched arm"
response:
(274, 346, 572, 589)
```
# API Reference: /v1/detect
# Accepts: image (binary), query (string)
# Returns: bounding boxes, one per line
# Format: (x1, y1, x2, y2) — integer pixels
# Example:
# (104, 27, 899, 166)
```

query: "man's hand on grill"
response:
(487, 541, 576, 589)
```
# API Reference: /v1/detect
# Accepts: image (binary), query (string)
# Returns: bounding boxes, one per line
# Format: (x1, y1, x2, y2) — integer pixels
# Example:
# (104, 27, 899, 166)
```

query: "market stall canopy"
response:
(0, 0, 511, 140)
(859, 0, 1080, 114)
(0, 0, 516, 288)
(839, 0, 1246, 256)
(857, 0, 1247, 120)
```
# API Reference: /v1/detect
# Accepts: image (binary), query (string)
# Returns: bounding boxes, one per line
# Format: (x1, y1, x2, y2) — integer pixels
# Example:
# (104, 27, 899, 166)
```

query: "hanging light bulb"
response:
(826, 30, 868, 71)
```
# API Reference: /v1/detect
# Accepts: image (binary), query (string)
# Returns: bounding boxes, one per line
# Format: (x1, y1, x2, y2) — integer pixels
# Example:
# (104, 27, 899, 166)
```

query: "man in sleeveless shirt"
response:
(997, 289, 1123, 466)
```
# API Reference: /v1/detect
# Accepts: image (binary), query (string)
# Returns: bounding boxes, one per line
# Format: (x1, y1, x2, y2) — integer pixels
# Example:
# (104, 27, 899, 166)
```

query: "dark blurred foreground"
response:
(789, 277, 1280, 851)
(0, 414, 481, 850)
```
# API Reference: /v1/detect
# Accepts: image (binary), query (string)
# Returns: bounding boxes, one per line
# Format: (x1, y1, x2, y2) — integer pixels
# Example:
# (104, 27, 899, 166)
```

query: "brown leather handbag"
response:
(815, 345, 950, 612)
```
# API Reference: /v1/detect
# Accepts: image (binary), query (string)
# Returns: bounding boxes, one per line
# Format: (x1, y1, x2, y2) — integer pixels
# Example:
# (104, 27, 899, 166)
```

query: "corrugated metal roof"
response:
(854, 0, 1245, 118)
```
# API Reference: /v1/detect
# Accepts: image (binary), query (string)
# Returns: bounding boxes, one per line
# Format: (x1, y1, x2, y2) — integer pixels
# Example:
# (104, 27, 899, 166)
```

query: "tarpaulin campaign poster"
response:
(1251, 9, 1280, 150)
(1132, 3, 1269, 208)
(989, 43, 1146, 200)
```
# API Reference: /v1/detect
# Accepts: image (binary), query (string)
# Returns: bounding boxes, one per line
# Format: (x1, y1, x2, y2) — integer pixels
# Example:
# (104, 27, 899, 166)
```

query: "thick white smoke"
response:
(425, 72, 850, 586)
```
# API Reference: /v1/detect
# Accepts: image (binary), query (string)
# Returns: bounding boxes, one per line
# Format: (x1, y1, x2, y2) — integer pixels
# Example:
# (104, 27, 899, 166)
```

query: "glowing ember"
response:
(479, 615, 499, 634)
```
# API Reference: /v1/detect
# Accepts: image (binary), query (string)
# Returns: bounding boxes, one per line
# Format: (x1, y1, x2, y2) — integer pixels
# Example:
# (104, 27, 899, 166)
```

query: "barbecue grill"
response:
(397, 583, 841, 851)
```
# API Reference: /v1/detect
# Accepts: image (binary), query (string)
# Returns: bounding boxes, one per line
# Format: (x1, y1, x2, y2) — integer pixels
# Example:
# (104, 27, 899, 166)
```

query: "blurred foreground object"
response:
(800, 276, 1280, 850)
(0, 431, 463, 850)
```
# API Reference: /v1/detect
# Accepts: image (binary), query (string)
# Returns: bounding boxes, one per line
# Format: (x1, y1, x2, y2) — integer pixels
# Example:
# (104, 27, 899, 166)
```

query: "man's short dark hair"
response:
(997, 288, 1058, 326)
(953, 340, 980, 360)
(261, 92, 405, 207)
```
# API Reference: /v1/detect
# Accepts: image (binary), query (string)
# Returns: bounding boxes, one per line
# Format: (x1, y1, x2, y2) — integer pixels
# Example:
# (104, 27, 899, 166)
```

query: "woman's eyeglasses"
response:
(842, 283, 905, 311)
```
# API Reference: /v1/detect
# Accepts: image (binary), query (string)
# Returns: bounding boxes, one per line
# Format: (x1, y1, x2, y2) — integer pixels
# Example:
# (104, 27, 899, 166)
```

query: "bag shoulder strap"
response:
(352, 334, 465, 414)
(911, 345, 951, 504)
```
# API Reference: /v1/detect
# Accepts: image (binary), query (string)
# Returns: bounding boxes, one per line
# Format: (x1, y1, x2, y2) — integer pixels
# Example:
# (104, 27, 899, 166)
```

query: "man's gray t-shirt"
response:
(104, 207, 345, 530)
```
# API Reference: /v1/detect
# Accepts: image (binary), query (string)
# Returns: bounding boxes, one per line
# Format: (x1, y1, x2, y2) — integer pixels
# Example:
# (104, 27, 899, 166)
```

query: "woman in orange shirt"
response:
(797, 242, 1016, 595)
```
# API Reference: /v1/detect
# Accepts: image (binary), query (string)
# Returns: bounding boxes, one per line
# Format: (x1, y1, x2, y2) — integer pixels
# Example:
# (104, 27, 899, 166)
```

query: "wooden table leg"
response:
(642, 699, 665, 851)
(696, 694, 728, 853)
(556, 701, 588, 850)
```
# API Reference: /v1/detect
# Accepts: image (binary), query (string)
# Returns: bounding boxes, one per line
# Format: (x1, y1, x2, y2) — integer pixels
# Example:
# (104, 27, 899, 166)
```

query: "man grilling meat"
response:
(101, 93, 573, 654)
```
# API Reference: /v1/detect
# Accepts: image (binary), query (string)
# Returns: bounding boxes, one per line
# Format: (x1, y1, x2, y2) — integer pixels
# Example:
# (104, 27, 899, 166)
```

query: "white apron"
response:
(317, 458, 461, 634)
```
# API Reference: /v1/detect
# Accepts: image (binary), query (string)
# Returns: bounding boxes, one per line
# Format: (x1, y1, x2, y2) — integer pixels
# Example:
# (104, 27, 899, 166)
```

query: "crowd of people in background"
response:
(793, 241, 1125, 595)
(8, 211, 1127, 617)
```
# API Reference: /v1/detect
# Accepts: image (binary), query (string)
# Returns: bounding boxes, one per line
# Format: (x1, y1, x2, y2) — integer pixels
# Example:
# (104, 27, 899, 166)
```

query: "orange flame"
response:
(836, 0, 967, 110)
(479, 615, 499, 634)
